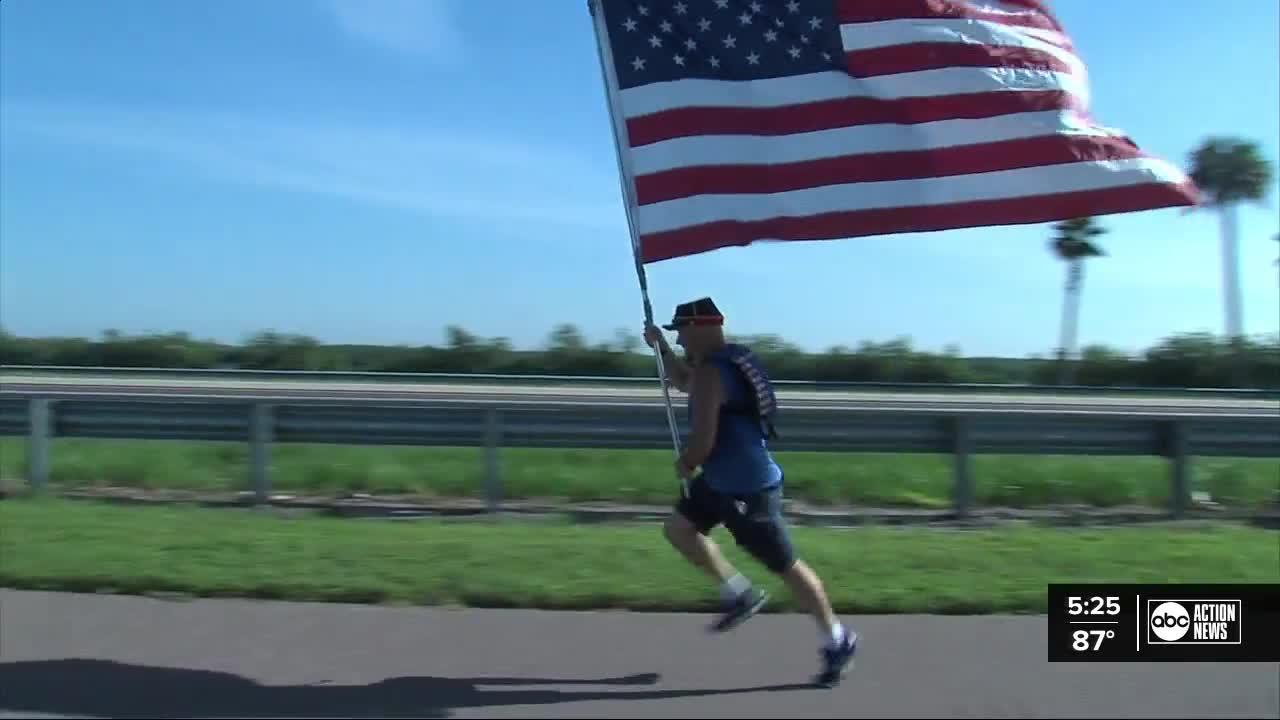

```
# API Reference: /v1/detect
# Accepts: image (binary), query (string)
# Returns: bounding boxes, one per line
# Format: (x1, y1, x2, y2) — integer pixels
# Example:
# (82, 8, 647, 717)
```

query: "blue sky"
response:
(1, 0, 1277, 358)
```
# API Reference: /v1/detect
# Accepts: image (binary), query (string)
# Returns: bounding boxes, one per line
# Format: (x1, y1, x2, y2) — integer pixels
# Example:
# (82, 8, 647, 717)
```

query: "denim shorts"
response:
(675, 473, 796, 574)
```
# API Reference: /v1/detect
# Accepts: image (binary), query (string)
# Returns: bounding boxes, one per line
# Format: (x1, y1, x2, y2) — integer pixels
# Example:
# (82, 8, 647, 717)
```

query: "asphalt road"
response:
(1, 589, 1276, 719)
(2, 375, 1277, 416)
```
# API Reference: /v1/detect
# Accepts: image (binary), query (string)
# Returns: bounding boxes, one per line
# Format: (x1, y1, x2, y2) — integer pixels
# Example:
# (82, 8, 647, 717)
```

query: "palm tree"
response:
(1050, 217, 1107, 384)
(1187, 137, 1275, 341)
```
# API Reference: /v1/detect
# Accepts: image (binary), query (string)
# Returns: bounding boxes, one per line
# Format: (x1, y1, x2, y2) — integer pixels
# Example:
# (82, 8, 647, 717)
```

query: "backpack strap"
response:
(719, 344, 779, 440)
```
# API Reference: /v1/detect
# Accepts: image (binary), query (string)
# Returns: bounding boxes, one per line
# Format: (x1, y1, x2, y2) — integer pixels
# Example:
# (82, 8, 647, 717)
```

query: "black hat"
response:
(662, 297, 724, 330)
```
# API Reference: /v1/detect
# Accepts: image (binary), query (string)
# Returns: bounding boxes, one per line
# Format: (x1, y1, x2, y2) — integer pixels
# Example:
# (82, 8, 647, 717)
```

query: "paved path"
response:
(2, 590, 1275, 719)
(3, 375, 1277, 415)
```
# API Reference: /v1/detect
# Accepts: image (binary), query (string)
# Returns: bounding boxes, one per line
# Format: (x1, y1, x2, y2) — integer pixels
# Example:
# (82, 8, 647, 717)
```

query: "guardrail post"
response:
(1167, 420, 1191, 518)
(27, 399, 51, 492)
(483, 409, 502, 513)
(950, 416, 974, 518)
(250, 403, 273, 505)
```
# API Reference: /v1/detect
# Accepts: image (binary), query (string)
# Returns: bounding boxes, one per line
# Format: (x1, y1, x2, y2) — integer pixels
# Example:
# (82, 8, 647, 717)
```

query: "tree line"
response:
(2, 325, 1276, 389)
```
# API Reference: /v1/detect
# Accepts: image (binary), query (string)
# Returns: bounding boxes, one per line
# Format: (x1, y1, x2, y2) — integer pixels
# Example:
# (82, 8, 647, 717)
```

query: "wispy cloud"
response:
(325, 0, 463, 62)
(1, 98, 624, 232)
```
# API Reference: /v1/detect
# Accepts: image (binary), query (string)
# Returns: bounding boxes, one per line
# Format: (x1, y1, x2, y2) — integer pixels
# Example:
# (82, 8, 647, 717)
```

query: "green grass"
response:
(1, 498, 1275, 614)
(2, 438, 1276, 509)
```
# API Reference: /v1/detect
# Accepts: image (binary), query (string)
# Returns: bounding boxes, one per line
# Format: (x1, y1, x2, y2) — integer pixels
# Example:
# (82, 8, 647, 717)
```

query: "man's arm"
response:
(679, 362, 722, 472)
(644, 325, 692, 392)
(658, 344, 692, 393)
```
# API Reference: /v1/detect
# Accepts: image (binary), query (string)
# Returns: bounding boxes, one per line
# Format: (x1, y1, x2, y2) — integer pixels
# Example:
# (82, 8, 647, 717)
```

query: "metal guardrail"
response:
(4, 364, 1278, 398)
(1, 397, 1277, 518)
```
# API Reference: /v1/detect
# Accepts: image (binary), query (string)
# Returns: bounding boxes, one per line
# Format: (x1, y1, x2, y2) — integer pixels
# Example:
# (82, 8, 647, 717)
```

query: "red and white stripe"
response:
(608, 0, 1198, 264)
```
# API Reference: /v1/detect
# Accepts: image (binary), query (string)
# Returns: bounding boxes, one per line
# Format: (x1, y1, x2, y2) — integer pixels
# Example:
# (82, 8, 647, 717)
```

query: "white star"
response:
(809, 16, 823, 30)
(709, 56, 721, 68)
(714, 0, 728, 9)
(722, 34, 736, 48)
(800, 34, 809, 44)
(631, 56, 647, 71)
(674, 1, 688, 14)
(674, 54, 686, 66)
(821, 51, 832, 62)
(774, 18, 784, 28)
(763, 29, 777, 42)
(698, 17, 712, 31)
(684, 37, 697, 50)
(623, 17, 637, 32)
(750, 0, 762, 12)
(786, 0, 800, 13)
(738, 11, 752, 25)
(660, 19, 673, 33)
(746, 51, 760, 65)
(648, 34, 662, 48)
(788, 45, 801, 59)
(638, 4, 649, 16)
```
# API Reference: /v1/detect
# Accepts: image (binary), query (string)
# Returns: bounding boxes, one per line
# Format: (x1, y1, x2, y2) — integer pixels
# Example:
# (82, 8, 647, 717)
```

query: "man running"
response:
(643, 297, 857, 688)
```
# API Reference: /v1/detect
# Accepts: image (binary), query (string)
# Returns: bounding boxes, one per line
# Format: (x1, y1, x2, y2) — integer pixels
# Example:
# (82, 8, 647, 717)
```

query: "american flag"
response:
(590, 0, 1199, 264)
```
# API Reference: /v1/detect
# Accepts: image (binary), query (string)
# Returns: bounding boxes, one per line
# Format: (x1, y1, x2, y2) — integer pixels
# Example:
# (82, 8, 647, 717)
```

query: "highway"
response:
(2, 589, 1276, 719)
(2, 374, 1278, 416)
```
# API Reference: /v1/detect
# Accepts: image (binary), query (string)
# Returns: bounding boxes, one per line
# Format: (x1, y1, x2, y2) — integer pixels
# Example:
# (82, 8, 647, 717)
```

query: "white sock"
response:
(720, 573, 750, 602)
(825, 622, 847, 648)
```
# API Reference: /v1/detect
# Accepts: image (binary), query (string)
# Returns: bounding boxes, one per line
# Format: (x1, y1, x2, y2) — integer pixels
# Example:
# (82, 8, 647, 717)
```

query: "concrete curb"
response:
(6, 487, 1277, 529)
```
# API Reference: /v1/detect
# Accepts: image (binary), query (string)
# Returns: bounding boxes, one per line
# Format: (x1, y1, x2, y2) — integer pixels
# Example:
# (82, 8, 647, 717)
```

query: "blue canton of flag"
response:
(602, 0, 845, 89)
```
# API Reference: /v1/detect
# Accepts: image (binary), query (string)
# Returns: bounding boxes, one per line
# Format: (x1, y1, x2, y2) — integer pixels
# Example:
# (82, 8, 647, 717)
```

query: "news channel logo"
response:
(1146, 599, 1242, 644)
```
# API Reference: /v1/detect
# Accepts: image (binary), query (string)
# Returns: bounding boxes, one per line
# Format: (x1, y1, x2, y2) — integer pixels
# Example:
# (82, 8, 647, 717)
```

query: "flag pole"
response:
(587, 0, 686, 494)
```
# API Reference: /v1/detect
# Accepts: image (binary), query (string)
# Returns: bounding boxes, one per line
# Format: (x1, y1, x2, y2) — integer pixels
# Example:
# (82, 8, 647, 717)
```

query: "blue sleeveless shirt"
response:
(686, 344, 782, 494)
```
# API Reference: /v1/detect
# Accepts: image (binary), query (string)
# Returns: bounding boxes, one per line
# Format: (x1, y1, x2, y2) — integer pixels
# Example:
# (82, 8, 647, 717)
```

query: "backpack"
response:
(717, 344, 779, 440)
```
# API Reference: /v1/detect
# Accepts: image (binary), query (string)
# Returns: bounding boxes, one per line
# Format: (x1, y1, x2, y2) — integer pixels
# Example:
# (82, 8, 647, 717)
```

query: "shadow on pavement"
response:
(0, 659, 815, 718)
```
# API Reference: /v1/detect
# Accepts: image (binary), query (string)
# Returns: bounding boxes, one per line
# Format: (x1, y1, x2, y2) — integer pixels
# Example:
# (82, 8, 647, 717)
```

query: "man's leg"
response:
(663, 512, 737, 583)
(781, 559, 858, 686)
(781, 560, 840, 639)
(665, 476, 769, 632)
(725, 488, 857, 686)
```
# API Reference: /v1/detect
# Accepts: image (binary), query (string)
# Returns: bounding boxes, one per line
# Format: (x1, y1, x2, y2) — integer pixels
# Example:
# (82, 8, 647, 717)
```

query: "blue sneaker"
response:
(709, 587, 768, 633)
(814, 629, 857, 687)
